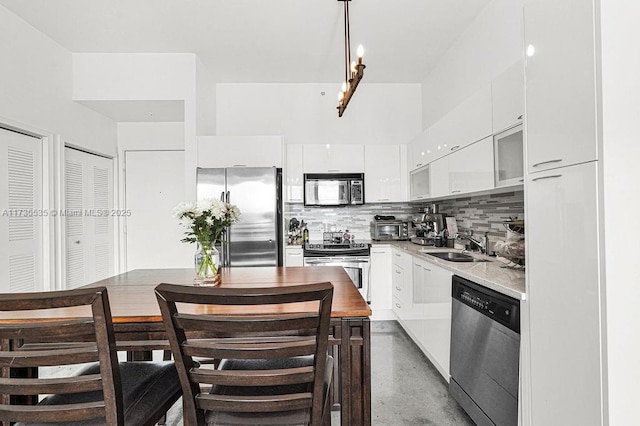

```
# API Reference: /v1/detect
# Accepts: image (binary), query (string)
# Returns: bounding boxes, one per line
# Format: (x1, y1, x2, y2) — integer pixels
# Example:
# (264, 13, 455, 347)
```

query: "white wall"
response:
(216, 83, 422, 145)
(0, 5, 116, 155)
(73, 53, 199, 199)
(196, 57, 216, 136)
(600, 1, 640, 423)
(117, 122, 185, 151)
(420, 0, 523, 128)
(72, 53, 196, 101)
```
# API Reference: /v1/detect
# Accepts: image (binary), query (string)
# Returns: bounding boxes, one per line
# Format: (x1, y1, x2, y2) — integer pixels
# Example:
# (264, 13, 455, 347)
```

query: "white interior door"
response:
(64, 148, 114, 289)
(0, 128, 43, 293)
(124, 150, 192, 270)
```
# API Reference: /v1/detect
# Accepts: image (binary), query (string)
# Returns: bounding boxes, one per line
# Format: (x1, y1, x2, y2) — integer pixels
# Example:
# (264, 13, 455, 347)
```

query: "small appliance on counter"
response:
(370, 216, 409, 241)
(411, 212, 446, 246)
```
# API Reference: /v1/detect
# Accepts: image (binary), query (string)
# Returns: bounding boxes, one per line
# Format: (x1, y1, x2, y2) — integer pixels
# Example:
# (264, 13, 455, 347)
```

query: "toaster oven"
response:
(370, 220, 409, 241)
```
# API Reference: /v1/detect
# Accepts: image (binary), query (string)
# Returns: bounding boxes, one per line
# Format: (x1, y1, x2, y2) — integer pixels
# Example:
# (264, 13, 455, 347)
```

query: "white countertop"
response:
(373, 241, 526, 300)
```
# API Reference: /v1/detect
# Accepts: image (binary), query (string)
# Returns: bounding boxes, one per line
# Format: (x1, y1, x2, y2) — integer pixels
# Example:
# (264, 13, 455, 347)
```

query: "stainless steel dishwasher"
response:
(449, 275, 520, 426)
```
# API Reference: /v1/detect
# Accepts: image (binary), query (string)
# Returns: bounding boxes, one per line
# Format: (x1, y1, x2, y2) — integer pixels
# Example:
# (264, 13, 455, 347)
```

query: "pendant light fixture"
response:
(337, 0, 366, 117)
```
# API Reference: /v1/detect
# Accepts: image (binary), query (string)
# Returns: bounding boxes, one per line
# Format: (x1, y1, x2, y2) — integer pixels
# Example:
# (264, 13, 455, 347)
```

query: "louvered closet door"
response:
(64, 148, 114, 289)
(0, 128, 43, 293)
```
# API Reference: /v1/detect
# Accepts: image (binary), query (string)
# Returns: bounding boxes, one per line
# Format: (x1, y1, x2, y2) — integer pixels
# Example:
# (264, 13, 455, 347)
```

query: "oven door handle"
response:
(305, 258, 339, 265)
(305, 258, 368, 264)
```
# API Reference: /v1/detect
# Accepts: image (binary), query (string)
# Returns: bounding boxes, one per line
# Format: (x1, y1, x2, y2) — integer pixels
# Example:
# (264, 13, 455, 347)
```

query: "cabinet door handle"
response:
(233, 164, 247, 167)
(423, 268, 431, 272)
(395, 303, 402, 309)
(395, 286, 402, 291)
(518, 179, 524, 183)
(416, 163, 423, 167)
(327, 169, 340, 172)
(517, 115, 523, 120)
(395, 270, 402, 275)
(451, 190, 461, 194)
(531, 174, 562, 182)
(395, 253, 401, 257)
(532, 159, 562, 168)
(377, 198, 389, 201)
(416, 195, 425, 199)
(450, 145, 460, 152)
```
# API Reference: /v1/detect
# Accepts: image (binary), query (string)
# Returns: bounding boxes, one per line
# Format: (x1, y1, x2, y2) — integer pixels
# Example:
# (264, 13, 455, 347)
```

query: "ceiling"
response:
(1, 0, 491, 121)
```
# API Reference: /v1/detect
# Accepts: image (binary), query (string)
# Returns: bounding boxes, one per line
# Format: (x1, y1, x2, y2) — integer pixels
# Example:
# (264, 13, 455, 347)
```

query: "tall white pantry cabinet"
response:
(523, 0, 603, 424)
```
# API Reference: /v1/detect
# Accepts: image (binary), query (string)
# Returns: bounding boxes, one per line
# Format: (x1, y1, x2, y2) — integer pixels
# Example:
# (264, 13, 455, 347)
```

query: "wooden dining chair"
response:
(0, 286, 182, 425)
(155, 282, 334, 426)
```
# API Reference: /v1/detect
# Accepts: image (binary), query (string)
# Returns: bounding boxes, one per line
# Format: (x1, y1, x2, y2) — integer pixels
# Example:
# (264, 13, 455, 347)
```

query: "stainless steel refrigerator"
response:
(196, 167, 282, 267)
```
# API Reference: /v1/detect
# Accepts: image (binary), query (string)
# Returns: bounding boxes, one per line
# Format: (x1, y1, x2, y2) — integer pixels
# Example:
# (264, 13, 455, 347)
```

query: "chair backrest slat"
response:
(0, 373, 103, 395)
(0, 287, 124, 425)
(0, 346, 100, 368)
(196, 392, 313, 413)
(0, 400, 106, 423)
(175, 312, 321, 334)
(191, 366, 315, 387)
(0, 319, 96, 340)
(156, 282, 333, 426)
(182, 338, 317, 360)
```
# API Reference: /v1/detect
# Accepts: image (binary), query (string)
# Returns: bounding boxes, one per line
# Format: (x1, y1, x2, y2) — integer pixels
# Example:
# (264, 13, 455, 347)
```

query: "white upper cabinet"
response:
(429, 85, 493, 156)
(302, 144, 364, 173)
(198, 136, 283, 168)
(448, 137, 494, 194)
(429, 137, 494, 199)
(429, 157, 450, 199)
(365, 145, 403, 203)
(492, 60, 524, 133)
(409, 129, 430, 170)
(524, 0, 598, 173)
(284, 144, 304, 203)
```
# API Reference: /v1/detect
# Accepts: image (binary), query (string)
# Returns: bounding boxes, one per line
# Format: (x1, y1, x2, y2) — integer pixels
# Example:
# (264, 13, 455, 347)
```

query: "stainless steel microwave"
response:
(304, 173, 364, 206)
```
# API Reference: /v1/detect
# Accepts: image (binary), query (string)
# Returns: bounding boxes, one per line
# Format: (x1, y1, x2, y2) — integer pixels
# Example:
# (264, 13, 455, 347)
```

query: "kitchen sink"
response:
(424, 251, 488, 263)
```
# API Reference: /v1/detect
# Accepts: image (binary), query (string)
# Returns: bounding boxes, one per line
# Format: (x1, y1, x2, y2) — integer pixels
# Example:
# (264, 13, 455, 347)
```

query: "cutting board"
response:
(445, 217, 459, 236)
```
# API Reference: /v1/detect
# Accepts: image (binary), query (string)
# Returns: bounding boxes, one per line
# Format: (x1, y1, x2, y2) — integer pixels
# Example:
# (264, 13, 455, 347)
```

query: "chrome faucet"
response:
(456, 232, 488, 254)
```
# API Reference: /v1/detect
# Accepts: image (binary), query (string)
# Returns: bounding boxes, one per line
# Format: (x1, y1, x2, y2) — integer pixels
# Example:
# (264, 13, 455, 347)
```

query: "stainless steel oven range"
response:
(303, 235, 370, 303)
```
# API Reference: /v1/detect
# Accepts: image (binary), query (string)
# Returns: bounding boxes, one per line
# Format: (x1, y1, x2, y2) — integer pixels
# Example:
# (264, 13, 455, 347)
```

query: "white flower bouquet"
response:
(173, 199, 240, 279)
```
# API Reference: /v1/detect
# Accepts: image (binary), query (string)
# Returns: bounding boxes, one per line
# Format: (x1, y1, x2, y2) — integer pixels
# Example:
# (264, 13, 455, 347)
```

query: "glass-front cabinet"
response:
(410, 164, 430, 201)
(494, 124, 524, 187)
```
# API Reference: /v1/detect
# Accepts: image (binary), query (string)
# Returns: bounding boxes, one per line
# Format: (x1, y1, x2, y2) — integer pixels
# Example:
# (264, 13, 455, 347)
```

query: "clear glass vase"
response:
(194, 242, 221, 285)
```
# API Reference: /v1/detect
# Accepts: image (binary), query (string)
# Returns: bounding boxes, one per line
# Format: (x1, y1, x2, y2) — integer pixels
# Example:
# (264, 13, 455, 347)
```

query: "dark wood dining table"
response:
(37, 267, 372, 426)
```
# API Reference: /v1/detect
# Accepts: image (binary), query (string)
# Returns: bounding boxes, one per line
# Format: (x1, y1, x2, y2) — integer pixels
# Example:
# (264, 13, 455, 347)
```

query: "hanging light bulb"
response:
(357, 45, 364, 64)
(351, 61, 357, 76)
(341, 82, 348, 92)
(338, 92, 344, 102)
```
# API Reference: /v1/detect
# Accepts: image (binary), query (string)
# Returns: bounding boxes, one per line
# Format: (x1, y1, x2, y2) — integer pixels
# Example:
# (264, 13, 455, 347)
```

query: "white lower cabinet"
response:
(526, 161, 602, 425)
(284, 246, 303, 267)
(369, 245, 393, 319)
(391, 249, 412, 320)
(405, 257, 452, 380)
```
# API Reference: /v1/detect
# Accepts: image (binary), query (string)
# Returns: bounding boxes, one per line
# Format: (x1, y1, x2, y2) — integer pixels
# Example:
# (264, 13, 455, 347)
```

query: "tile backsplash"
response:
(436, 191, 524, 241)
(284, 191, 524, 243)
(284, 203, 416, 242)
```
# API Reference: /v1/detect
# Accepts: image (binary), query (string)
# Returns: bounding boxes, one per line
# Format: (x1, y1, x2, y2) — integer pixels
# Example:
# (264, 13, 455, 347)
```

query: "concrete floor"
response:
(363, 320, 474, 425)
(164, 320, 474, 425)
